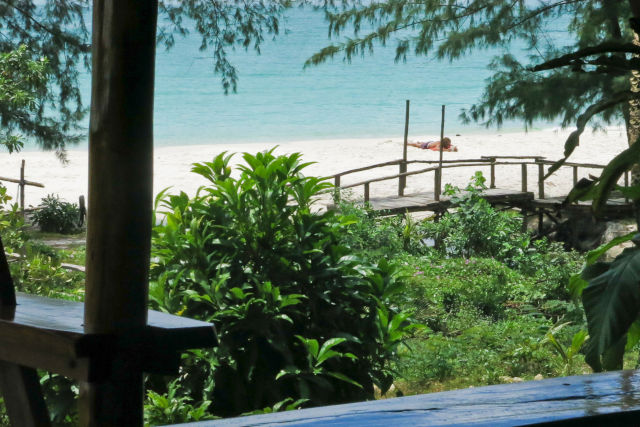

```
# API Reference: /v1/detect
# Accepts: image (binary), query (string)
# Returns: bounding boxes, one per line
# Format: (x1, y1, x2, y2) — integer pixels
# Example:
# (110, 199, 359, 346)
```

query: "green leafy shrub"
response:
(10, 254, 85, 301)
(337, 202, 429, 257)
(0, 183, 28, 252)
(425, 172, 529, 263)
(150, 150, 418, 417)
(144, 379, 215, 426)
(31, 194, 81, 234)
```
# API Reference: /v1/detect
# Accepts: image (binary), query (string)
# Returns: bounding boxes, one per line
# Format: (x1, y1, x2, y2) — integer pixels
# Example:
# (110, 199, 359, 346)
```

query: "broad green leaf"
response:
(617, 184, 640, 200)
(316, 338, 347, 365)
(583, 247, 640, 371)
(567, 329, 588, 359)
(568, 273, 588, 300)
(626, 319, 640, 351)
(326, 371, 363, 389)
(295, 336, 319, 359)
(585, 232, 637, 265)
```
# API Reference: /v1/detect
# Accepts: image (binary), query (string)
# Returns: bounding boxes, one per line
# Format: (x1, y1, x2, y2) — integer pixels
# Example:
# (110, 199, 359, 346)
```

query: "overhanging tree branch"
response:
(532, 42, 640, 71)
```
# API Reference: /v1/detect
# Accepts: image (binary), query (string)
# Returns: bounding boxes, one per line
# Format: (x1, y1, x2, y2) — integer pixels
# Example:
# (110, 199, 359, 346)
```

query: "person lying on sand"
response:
(408, 137, 458, 152)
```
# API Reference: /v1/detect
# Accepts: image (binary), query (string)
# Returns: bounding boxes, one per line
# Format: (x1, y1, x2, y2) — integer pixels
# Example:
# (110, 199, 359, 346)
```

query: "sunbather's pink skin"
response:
(408, 137, 458, 151)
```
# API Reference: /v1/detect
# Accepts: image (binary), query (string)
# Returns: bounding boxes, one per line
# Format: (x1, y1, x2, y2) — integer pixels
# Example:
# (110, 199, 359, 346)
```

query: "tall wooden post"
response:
(537, 160, 545, 199)
(19, 160, 25, 216)
(489, 157, 496, 189)
(80, 1, 158, 425)
(399, 100, 409, 196)
(435, 105, 445, 201)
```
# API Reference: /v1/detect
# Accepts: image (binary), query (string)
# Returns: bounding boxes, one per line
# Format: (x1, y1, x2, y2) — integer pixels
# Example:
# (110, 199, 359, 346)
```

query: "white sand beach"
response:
(0, 126, 630, 208)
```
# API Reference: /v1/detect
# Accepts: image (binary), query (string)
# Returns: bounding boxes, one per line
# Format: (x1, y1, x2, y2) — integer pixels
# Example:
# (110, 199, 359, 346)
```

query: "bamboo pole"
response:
(19, 161, 25, 216)
(399, 100, 409, 196)
(435, 105, 445, 201)
(80, 0, 158, 425)
(0, 177, 43, 188)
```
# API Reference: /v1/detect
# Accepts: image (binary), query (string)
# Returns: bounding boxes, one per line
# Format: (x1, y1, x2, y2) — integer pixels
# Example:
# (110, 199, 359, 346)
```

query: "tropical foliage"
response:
(304, 0, 640, 376)
(0, 45, 51, 154)
(308, 0, 634, 136)
(0, 1, 288, 154)
(31, 194, 82, 234)
(149, 150, 418, 417)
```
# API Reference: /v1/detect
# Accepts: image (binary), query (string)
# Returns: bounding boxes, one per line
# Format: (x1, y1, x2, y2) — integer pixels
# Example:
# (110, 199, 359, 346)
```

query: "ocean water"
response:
(70, 6, 557, 148)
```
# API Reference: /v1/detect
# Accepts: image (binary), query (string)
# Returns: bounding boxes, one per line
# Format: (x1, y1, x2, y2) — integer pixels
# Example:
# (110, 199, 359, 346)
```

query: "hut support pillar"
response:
(80, 0, 158, 425)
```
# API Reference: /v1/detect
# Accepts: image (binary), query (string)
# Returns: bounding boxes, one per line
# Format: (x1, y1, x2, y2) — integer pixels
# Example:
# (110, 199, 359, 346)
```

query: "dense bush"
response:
(31, 194, 81, 234)
(150, 150, 417, 417)
(394, 255, 587, 393)
(424, 172, 529, 263)
(338, 202, 430, 258)
(0, 183, 28, 252)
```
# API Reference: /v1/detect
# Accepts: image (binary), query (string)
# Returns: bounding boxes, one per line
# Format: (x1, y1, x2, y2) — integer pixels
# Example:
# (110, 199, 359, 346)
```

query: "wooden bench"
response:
(0, 236, 217, 425)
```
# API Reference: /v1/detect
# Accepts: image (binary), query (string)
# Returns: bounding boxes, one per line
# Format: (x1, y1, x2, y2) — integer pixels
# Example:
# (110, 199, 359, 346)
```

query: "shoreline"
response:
(1, 126, 629, 208)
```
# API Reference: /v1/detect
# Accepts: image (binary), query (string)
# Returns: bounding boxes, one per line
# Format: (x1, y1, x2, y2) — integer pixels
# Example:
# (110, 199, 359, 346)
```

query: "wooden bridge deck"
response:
(177, 370, 640, 426)
(530, 197, 634, 220)
(336, 188, 535, 215)
(329, 156, 636, 219)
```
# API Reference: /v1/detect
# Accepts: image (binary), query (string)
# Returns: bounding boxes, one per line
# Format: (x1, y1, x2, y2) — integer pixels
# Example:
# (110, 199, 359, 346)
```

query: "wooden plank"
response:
(0, 236, 16, 306)
(180, 370, 640, 426)
(364, 189, 534, 215)
(0, 176, 44, 188)
(10, 293, 215, 341)
(0, 293, 216, 382)
(0, 362, 50, 427)
(333, 160, 403, 178)
(482, 155, 546, 160)
(341, 163, 492, 190)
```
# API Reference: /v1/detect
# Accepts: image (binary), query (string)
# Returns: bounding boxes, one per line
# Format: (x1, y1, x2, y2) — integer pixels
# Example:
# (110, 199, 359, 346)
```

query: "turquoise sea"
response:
(73, 7, 561, 147)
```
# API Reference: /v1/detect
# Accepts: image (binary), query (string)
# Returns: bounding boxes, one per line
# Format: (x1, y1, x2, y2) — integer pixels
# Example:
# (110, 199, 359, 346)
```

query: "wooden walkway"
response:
(363, 188, 534, 215)
(178, 370, 640, 426)
(530, 197, 634, 220)
(328, 156, 634, 218)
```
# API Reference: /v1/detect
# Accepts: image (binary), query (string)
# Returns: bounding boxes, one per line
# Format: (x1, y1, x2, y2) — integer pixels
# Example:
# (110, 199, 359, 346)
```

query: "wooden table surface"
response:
(177, 370, 640, 426)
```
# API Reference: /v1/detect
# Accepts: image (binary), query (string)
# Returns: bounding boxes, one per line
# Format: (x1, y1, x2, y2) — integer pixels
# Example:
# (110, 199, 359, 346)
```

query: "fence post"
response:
(334, 175, 341, 204)
(401, 100, 410, 195)
(19, 160, 25, 217)
(625, 171, 630, 203)
(364, 183, 370, 203)
(489, 157, 496, 189)
(572, 166, 578, 187)
(537, 159, 545, 199)
(398, 162, 406, 196)
(434, 169, 441, 201)
(79, 195, 87, 227)
(521, 164, 528, 193)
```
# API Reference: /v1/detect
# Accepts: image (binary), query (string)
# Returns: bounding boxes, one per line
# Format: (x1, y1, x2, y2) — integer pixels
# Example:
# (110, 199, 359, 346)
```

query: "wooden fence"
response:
(332, 156, 624, 203)
(0, 160, 44, 213)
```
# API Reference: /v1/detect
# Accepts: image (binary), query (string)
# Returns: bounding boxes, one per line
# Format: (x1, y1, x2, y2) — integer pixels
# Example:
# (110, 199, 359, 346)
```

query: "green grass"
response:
(386, 254, 639, 396)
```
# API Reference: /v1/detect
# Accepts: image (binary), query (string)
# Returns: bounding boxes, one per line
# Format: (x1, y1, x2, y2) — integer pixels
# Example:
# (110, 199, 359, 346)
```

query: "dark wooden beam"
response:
(81, 0, 158, 425)
(0, 362, 50, 427)
(0, 236, 16, 307)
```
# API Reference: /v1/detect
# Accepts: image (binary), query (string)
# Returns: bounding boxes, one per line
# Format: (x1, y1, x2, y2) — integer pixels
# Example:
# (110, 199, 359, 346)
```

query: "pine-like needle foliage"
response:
(0, 0, 289, 155)
(308, 0, 635, 131)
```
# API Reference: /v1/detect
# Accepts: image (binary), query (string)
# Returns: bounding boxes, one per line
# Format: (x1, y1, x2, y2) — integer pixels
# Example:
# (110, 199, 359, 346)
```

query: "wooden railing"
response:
(332, 156, 621, 203)
(0, 160, 44, 213)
